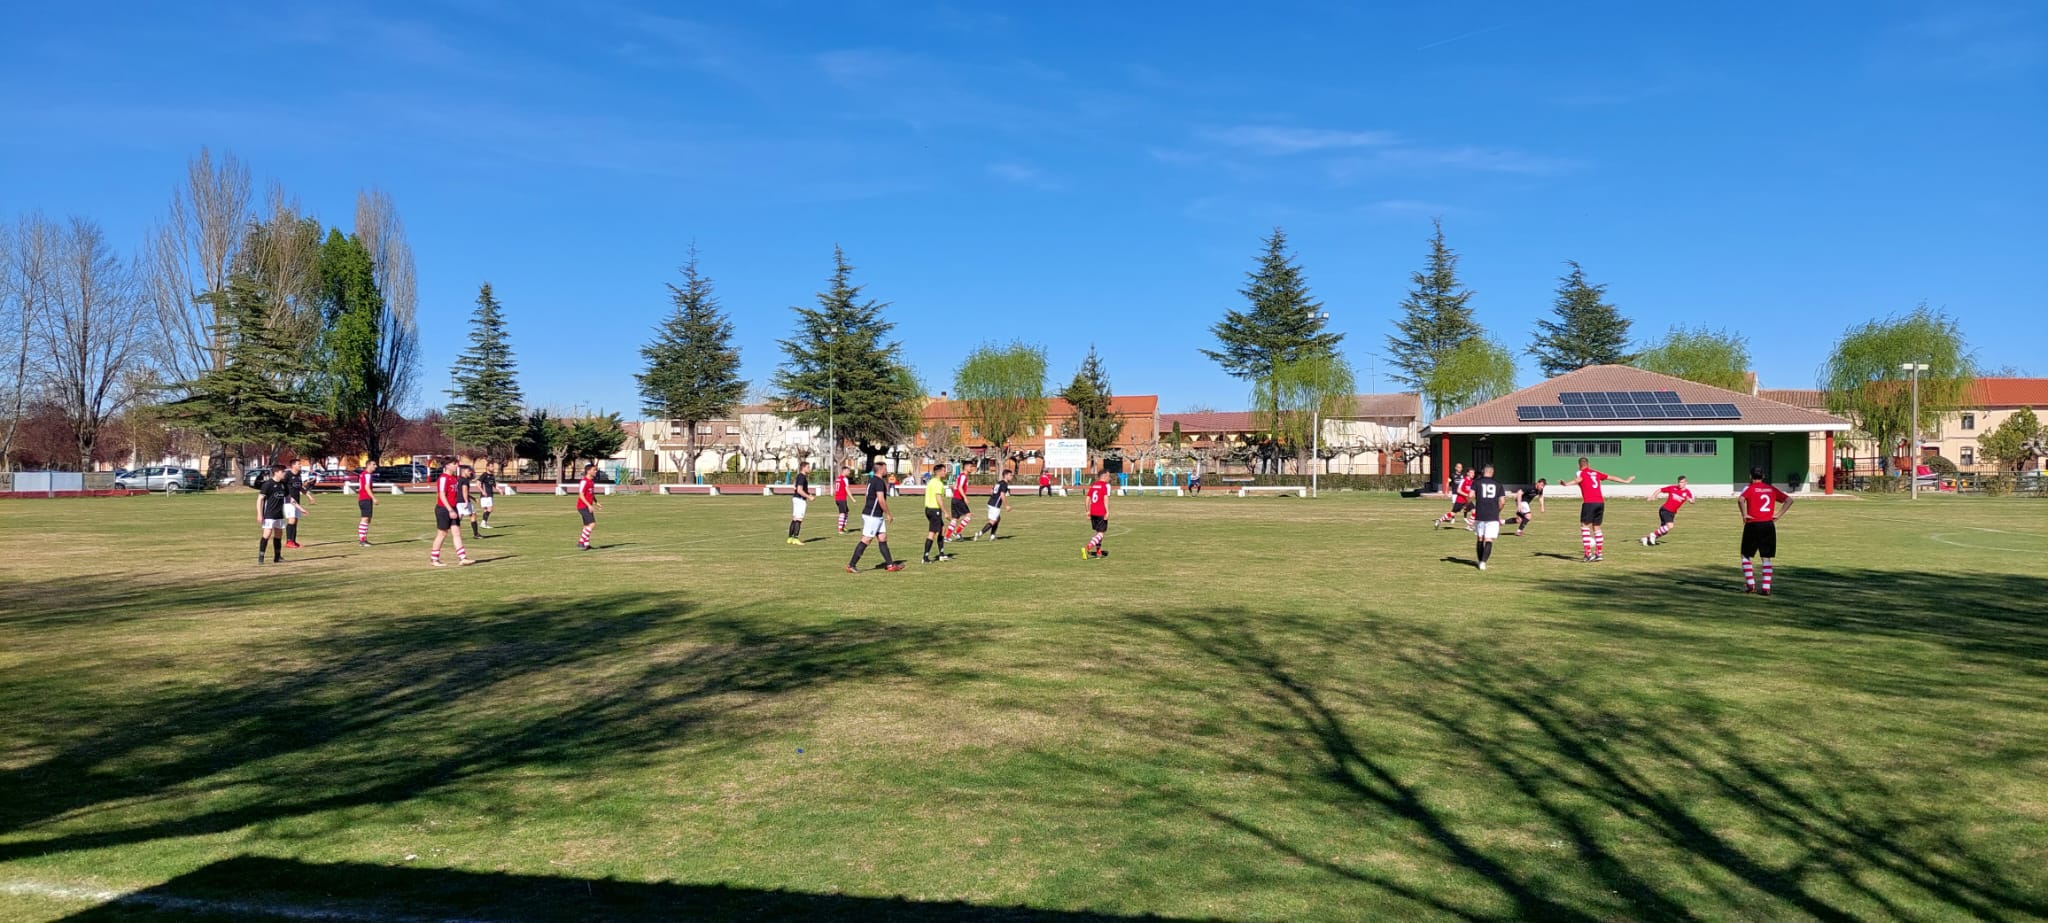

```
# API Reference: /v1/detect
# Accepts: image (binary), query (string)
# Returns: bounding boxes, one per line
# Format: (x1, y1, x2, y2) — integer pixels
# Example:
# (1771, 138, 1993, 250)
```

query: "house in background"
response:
(916, 394, 1159, 472)
(1159, 393, 1422, 475)
(1760, 377, 2048, 475)
(1426, 365, 1850, 497)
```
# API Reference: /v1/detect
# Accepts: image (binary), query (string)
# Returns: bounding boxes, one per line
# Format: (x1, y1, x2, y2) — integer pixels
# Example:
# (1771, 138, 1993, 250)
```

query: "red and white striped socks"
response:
(357, 521, 370, 543)
(1653, 523, 1672, 539)
(579, 525, 593, 547)
(431, 549, 441, 565)
(1760, 559, 1773, 593)
(837, 512, 847, 531)
(1742, 558, 1755, 589)
(1086, 533, 1103, 550)
(1580, 526, 1594, 556)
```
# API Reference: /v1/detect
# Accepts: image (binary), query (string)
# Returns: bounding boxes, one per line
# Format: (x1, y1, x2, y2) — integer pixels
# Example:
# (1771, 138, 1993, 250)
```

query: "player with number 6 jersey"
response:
(1083, 469, 1111, 560)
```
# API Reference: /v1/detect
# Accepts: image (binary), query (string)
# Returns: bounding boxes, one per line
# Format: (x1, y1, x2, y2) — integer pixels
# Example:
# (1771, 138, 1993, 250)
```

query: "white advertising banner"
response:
(1043, 438, 1088, 470)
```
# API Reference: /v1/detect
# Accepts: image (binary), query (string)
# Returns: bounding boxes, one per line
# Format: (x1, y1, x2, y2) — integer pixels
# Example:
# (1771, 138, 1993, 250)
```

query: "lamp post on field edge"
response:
(1901, 362, 1928, 500)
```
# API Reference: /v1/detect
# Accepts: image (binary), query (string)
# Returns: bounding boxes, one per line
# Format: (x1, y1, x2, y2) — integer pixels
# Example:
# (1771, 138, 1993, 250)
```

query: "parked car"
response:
(116, 466, 207, 492)
(370, 463, 432, 484)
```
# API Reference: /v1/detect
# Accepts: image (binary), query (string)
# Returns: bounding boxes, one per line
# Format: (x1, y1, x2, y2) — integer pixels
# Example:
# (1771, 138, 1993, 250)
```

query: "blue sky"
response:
(4, 1, 2043, 416)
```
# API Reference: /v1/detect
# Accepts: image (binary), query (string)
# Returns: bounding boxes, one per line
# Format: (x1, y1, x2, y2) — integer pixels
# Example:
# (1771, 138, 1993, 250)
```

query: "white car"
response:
(115, 466, 206, 491)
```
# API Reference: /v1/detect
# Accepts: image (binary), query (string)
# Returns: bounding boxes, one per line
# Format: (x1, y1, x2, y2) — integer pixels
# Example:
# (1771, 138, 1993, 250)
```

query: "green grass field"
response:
(1, 489, 2043, 922)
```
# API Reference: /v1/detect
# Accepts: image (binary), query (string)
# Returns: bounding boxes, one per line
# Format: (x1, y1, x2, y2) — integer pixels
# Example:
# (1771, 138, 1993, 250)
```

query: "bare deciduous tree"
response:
(3, 214, 59, 470)
(354, 188, 420, 427)
(39, 218, 154, 470)
(147, 147, 252, 389)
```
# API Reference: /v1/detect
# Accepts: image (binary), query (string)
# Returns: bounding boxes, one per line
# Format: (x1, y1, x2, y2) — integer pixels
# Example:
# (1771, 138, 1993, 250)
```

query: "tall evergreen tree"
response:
(772, 247, 922, 467)
(1386, 219, 1482, 418)
(157, 274, 324, 473)
(1203, 228, 1342, 382)
(1528, 261, 1633, 376)
(444, 284, 526, 470)
(637, 251, 746, 480)
(1058, 346, 1125, 459)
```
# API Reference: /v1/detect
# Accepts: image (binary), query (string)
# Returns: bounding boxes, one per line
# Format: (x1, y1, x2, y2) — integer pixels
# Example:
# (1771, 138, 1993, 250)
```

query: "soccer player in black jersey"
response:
(282, 461, 313, 548)
(788, 461, 818, 545)
(1468, 464, 1514, 571)
(973, 469, 1012, 540)
(475, 469, 498, 533)
(1511, 477, 1546, 536)
(847, 460, 905, 572)
(257, 465, 290, 563)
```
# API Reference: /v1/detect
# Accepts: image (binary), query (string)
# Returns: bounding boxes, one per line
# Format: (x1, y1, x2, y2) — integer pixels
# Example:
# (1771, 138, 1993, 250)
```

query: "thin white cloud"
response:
(988, 161, 1060, 190)
(1199, 125, 1400, 155)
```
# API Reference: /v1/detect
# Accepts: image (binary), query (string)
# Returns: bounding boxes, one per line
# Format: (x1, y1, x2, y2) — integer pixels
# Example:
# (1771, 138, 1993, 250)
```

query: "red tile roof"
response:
(920, 395, 1158, 422)
(1427, 365, 1848, 432)
(1159, 411, 1262, 433)
(1756, 388, 1826, 410)
(1969, 378, 2048, 407)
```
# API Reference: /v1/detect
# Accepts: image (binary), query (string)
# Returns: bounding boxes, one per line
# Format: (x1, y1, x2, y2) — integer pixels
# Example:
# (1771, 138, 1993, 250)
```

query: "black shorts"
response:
(925, 508, 945, 531)
(579, 506, 596, 525)
(836, 499, 849, 514)
(1090, 515, 1108, 533)
(434, 507, 455, 531)
(1658, 508, 1676, 526)
(1451, 499, 1469, 512)
(358, 498, 375, 518)
(1741, 521, 1777, 558)
(950, 497, 970, 518)
(1580, 502, 1606, 526)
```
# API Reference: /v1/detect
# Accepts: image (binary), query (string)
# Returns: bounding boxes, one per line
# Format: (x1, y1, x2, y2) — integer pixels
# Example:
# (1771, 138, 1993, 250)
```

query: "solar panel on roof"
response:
(1656, 391, 1682, 404)
(1636, 405, 1666, 419)
(1585, 392, 1611, 404)
(1713, 403, 1741, 418)
(1559, 392, 1586, 405)
(1690, 405, 1720, 419)
(1629, 391, 1656, 403)
(1565, 406, 1592, 419)
(1515, 406, 1543, 421)
(1591, 406, 1617, 419)
(1542, 406, 1567, 419)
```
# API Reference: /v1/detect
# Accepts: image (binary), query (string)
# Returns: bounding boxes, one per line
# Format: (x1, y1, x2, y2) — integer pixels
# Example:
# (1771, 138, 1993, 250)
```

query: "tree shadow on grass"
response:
(1057, 609, 2046, 921)
(52, 855, 1213, 922)
(1535, 564, 2048, 667)
(0, 589, 981, 864)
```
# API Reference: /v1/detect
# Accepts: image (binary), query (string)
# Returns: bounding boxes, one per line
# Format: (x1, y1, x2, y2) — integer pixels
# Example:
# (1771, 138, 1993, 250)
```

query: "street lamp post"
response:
(1311, 310, 1331, 498)
(1901, 362, 1928, 500)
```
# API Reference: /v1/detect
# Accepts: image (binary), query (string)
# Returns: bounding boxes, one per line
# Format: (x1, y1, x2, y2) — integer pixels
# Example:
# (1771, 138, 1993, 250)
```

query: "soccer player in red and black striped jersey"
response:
(1574, 457, 1635, 562)
(1738, 467, 1791, 595)
(1433, 463, 1470, 529)
(1083, 468, 1111, 559)
(429, 460, 472, 567)
(946, 466, 972, 539)
(833, 466, 853, 533)
(355, 461, 378, 546)
(1641, 476, 1695, 546)
(575, 464, 602, 550)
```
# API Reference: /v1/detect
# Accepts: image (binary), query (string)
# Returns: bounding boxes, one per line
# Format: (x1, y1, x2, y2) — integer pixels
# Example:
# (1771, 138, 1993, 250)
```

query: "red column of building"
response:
(1824, 431, 1835, 495)
(1440, 438, 1450, 492)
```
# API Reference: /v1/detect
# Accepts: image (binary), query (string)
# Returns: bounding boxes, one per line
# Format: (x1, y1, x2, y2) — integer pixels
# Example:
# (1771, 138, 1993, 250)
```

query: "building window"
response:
(1552, 440, 1621, 457)
(696, 425, 713, 435)
(1644, 440, 1718, 457)
(725, 425, 741, 435)
(1961, 413, 1975, 431)
(1960, 448, 1974, 466)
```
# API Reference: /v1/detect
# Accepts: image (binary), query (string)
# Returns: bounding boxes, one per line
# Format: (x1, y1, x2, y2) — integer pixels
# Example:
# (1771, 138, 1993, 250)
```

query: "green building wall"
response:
(1441, 433, 1814, 490)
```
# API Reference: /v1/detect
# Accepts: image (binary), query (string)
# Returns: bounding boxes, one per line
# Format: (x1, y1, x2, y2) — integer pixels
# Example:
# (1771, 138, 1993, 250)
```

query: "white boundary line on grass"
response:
(1927, 532, 2036, 553)
(2, 878, 501, 923)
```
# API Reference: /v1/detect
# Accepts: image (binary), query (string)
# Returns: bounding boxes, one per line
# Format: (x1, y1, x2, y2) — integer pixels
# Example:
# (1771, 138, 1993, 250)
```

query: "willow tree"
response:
(1820, 305, 1974, 472)
(1258, 352, 1356, 474)
(1425, 337, 1517, 416)
(953, 340, 1048, 463)
(1636, 326, 1751, 391)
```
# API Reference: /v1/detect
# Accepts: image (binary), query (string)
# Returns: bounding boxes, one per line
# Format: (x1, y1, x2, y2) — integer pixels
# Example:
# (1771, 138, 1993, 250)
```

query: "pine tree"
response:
(637, 251, 746, 481)
(1058, 346, 1124, 460)
(1385, 219, 1482, 418)
(772, 247, 922, 468)
(1528, 261, 1633, 377)
(444, 284, 526, 471)
(157, 274, 325, 472)
(1202, 228, 1342, 382)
